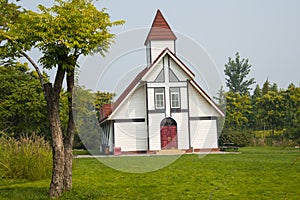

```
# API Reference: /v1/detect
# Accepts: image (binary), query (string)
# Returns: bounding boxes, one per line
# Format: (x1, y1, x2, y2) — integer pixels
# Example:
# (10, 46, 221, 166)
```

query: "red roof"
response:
(144, 9, 177, 45)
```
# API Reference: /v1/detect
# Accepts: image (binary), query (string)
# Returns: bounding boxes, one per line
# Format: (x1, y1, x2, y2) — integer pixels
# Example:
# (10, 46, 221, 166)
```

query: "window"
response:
(155, 88, 165, 109)
(170, 88, 180, 108)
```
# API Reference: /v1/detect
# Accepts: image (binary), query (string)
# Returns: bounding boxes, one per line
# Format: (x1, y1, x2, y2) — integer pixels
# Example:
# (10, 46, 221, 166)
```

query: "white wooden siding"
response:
(188, 83, 220, 117)
(180, 87, 188, 110)
(146, 43, 151, 65)
(114, 122, 147, 151)
(147, 87, 155, 110)
(170, 59, 190, 81)
(150, 40, 175, 62)
(143, 60, 163, 82)
(111, 85, 146, 119)
(190, 120, 218, 149)
(148, 113, 165, 150)
(171, 113, 189, 149)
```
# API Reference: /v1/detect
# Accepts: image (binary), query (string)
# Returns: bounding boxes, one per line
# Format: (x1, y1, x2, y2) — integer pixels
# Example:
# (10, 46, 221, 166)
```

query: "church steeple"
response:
(145, 10, 177, 65)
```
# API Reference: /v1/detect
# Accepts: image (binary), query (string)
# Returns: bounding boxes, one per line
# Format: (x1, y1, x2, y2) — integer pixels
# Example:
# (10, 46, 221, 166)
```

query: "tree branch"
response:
(20, 51, 45, 89)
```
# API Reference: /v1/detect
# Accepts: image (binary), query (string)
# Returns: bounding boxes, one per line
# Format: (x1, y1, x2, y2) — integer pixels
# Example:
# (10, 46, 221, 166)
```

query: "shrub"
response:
(219, 130, 252, 147)
(0, 133, 52, 181)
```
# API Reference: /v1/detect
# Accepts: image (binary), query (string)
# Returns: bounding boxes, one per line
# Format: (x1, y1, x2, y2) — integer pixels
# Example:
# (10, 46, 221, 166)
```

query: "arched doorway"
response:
(160, 117, 178, 149)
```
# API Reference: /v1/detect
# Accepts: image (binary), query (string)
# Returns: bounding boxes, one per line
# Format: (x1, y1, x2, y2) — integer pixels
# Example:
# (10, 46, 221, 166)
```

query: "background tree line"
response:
(0, 62, 114, 149)
(218, 53, 300, 147)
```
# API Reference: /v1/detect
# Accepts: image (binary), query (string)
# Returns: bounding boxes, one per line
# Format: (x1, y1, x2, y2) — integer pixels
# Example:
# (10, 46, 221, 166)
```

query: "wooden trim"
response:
(189, 116, 218, 121)
(147, 83, 187, 87)
(149, 42, 152, 64)
(187, 80, 191, 149)
(145, 83, 150, 151)
(169, 68, 181, 82)
(148, 109, 166, 114)
(114, 118, 146, 123)
(170, 108, 188, 113)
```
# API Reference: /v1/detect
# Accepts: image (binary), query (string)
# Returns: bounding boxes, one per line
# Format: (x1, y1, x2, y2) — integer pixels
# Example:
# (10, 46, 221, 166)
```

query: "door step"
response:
(156, 149, 186, 155)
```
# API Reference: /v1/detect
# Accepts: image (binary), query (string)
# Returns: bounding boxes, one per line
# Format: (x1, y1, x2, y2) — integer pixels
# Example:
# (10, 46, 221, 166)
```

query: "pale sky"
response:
(17, 0, 300, 96)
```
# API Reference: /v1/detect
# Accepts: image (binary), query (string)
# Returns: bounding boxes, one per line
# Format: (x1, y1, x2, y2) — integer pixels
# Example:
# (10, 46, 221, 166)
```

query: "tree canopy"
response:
(224, 52, 255, 94)
(0, 63, 48, 136)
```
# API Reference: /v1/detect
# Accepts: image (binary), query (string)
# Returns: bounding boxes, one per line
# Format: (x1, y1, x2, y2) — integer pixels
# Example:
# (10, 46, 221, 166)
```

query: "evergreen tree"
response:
(262, 79, 270, 95)
(270, 83, 279, 92)
(213, 86, 226, 111)
(224, 52, 255, 94)
(252, 85, 262, 99)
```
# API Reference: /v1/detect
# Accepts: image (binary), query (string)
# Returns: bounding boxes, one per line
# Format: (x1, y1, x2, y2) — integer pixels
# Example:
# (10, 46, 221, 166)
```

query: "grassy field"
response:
(0, 147, 299, 199)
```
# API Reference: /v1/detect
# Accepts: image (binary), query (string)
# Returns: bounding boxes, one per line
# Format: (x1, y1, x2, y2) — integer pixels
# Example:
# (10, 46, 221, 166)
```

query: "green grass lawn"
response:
(0, 147, 299, 199)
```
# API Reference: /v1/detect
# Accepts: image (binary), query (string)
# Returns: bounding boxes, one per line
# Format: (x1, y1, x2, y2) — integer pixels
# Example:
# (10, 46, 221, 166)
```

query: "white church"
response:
(99, 10, 224, 154)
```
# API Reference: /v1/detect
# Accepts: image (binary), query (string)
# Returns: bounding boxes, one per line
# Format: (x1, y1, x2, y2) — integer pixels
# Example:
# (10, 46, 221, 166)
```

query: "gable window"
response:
(170, 88, 180, 108)
(155, 88, 165, 109)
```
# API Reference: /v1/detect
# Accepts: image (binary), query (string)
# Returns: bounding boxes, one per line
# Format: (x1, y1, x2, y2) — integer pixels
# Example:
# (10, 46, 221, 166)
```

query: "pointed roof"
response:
(144, 9, 177, 45)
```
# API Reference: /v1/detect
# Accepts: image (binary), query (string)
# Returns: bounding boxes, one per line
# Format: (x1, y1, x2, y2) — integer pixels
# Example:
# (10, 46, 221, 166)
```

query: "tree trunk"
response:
(63, 69, 75, 191)
(45, 66, 66, 198)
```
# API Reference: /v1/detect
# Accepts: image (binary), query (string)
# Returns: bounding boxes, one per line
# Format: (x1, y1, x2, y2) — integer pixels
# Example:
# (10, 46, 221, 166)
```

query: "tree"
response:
(252, 84, 262, 100)
(282, 84, 300, 141)
(213, 86, 226, 111)
(224, 52, 255, 94)
(0, 63, 49, 137)
(256, 91, 285, 132)
(262, 79, 270, 95)
(0, 0, 124, 197)
(250, 84, 262, 130)
(74, 86, 100, 150)
(270, 83, 278, 93)
(223, 91, 252, 131)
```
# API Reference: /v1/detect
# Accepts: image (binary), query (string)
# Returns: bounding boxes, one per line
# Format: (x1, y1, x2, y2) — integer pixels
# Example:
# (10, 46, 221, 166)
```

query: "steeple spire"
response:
(145, 9, 177, 44)
(145, 10, 177, 65)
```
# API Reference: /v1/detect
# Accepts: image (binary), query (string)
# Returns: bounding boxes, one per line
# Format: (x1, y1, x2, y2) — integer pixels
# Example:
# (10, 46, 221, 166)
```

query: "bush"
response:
(219, 130, 252, 147)
(0, 133, 52, 181)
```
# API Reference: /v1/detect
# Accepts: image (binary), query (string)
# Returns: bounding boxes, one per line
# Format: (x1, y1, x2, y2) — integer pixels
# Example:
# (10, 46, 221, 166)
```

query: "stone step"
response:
(156, 149, 186, 155)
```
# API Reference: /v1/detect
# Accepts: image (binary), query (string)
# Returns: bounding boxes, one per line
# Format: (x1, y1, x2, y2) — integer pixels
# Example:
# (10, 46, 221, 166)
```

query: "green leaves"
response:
(1, 0, 124, 70)
(0, 63, 49, 136)
(224, 52, 255, 94)
(224, 91, 252, 130)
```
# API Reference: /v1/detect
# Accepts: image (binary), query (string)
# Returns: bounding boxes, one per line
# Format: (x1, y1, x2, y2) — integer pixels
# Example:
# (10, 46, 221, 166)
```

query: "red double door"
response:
(160, 125, 178, 149)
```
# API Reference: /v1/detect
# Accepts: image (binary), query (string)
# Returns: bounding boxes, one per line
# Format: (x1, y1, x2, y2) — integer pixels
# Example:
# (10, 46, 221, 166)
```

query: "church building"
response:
(99, 10, 224, 154)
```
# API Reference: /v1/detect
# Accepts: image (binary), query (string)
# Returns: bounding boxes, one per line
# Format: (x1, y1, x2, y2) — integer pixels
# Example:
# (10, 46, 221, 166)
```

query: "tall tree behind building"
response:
(224, 52, 255, 94)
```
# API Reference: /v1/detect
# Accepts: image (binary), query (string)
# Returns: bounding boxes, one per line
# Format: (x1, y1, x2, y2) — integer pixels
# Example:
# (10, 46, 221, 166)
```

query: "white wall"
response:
(170, 59, 190, 81)
(180, 87, 188, 110)
(114, 122, 147, 151)
(150, 40, 174, 63)
(188, 84, 220, 117)
(111, 85, 146, 119)
(171, 113, 189, 149)
(143, 59, 163, 82)
(190, 120, 218, 149)
(148, 113, 165, 150)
